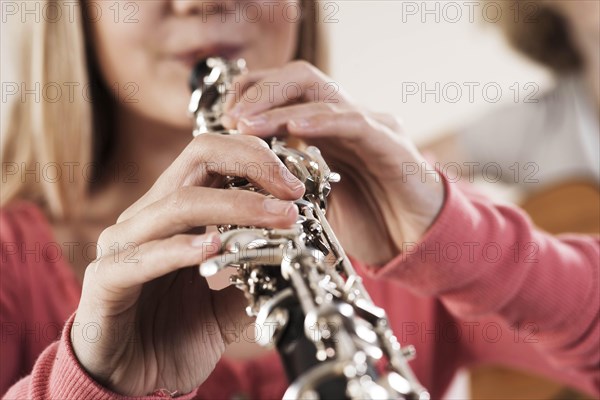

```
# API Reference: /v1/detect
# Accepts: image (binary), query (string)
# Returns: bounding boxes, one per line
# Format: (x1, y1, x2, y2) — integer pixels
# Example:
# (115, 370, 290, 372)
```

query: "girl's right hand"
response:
(71, 134, 305, 396)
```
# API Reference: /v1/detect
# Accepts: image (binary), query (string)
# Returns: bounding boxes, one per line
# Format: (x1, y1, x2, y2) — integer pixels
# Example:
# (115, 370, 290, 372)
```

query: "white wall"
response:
(322, 0, 554, 144)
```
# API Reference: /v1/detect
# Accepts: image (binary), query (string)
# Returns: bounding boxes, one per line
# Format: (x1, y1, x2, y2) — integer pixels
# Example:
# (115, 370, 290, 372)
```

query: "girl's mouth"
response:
(172, 44, 245, 68)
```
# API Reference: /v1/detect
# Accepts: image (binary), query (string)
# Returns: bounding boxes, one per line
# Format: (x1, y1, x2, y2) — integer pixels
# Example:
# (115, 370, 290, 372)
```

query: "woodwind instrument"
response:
(188, 57, 429, 400)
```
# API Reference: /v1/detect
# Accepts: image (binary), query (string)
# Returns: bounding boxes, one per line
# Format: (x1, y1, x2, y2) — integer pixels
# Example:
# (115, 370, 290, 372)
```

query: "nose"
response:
(171, 0, 204, 15)
(171, 0, 236, 16)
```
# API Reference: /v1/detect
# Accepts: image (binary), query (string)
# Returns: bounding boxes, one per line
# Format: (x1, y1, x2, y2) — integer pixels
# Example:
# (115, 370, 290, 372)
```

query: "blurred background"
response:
(324, 1, 553, 144)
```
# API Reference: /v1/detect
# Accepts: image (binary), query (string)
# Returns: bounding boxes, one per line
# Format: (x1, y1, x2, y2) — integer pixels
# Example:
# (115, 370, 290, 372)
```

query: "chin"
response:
(162, 109, 195, 132)
(153, 91, 194, 126)
(125, 100, 193, 133)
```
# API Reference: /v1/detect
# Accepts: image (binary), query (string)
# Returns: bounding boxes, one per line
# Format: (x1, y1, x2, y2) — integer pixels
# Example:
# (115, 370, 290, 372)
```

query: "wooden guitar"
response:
(470, 181, 599, 399)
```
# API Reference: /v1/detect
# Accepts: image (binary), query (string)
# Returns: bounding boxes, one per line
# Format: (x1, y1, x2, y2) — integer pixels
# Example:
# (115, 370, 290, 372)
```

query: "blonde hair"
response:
(1, 0, 92, 219)
(1, 0, 323, 220)
(495, 1, 582, 73)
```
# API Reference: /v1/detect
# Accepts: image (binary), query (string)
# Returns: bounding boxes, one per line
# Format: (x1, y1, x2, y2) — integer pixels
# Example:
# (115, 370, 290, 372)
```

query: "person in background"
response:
(1, 1, 598, 399)
(423, 1, 599, 398)
(426, 0, 599, 193)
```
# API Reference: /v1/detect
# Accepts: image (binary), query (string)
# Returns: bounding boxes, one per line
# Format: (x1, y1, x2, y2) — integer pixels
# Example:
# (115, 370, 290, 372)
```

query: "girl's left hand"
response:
(222, 61, 445, 265)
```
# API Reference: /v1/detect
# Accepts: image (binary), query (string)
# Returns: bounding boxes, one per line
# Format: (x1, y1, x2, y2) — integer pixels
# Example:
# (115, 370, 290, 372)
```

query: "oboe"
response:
(188, 57, 429, 400)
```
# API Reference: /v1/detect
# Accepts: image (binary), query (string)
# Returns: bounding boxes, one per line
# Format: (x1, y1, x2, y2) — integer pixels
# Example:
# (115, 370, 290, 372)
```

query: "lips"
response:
(171, 44, 244, 68)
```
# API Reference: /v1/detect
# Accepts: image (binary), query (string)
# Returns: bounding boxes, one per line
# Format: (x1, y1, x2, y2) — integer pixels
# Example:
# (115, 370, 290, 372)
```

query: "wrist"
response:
(391, 161, 446, 244)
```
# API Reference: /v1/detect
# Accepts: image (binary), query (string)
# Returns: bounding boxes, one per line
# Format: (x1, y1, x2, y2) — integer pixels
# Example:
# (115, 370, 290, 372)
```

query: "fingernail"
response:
(283, 171, 305, 194)
(289, 180, 305, 194)
(192, 233, 220, 248)
(289, 119, 312, 129)
(263, 198, 293, 216)
(240, 115, 267, 128)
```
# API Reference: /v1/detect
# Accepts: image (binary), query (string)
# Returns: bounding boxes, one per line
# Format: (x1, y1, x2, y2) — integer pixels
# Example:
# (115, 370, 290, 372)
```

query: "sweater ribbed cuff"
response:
(49, 313, 199, 400)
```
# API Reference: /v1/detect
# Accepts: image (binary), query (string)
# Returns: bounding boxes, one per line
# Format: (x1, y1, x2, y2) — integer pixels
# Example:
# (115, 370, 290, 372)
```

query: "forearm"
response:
(365, 176, 599, 380)
(2, 314, 199, 400)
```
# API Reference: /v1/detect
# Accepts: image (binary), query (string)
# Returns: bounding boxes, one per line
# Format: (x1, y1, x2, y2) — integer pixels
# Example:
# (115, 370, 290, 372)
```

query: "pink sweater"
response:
(1, 177, 599, 399)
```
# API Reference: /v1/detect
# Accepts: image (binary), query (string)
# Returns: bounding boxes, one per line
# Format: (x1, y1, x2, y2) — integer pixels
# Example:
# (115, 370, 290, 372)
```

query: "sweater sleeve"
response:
(0, 236, 25, 396)
(2, 314, 200, 400)
(362, 176, 600, 394)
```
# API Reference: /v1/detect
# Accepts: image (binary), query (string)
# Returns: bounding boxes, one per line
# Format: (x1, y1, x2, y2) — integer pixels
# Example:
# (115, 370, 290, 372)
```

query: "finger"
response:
(236, 102, 338, 138)
(90, 233, 221, 291)
(222, 69, 275, 117)
(118, 134, 305, 222)
(224, 61, 344, 125)
(286, 111, 378, 142)
(369, 111, 405, 134)
(98, 187, 299, 252)
(286, 112, 416, 160)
